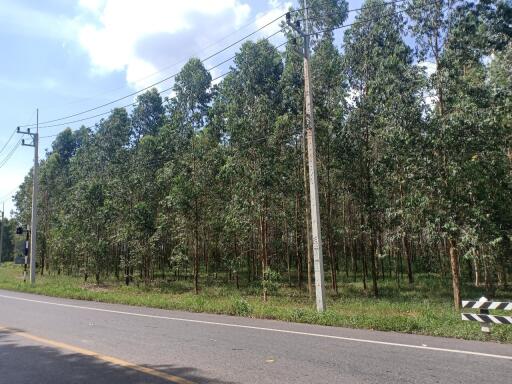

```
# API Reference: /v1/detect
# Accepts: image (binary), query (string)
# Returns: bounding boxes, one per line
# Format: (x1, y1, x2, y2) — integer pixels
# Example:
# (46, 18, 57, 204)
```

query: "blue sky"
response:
(0, 0, 364, 217)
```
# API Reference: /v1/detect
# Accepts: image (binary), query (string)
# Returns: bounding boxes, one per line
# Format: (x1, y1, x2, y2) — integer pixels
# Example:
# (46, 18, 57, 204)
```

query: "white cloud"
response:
(125, 58, 159, 89)
(77, 0, 252, 87)
(79, 0, 106, 12)
(255, 0, 292, 37)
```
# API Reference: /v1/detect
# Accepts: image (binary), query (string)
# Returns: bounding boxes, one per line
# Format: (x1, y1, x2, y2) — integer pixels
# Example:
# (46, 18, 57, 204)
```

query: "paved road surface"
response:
(0, 289, 510, 383)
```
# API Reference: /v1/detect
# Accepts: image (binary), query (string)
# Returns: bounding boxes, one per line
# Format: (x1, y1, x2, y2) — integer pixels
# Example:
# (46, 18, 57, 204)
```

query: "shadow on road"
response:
(0, 328, 236, 384)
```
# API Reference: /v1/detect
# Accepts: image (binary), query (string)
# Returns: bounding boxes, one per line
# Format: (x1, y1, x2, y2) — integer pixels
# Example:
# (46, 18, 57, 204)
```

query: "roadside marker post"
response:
(461, 296, 512, 333)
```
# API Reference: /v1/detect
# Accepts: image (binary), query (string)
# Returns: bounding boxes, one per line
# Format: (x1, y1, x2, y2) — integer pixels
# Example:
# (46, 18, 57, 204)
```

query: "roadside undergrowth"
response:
(0, 263, 510, 343)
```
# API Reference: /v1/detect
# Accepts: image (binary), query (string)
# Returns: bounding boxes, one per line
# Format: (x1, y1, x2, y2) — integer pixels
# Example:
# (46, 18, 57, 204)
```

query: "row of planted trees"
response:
(13, 0, 512, 307)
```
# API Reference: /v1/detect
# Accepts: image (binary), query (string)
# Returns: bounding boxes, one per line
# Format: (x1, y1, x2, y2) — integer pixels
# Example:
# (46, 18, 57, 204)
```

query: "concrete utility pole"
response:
(17, 109, 39, 285)
(0, 202, 4, 266)
(287, 1, 326, 312)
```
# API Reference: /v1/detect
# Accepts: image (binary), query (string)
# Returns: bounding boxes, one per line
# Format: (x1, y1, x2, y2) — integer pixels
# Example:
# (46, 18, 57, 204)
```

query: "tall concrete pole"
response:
(29, 109, 39, 284)
(302, 0, 326, 312)
(0, 202, 4, 266)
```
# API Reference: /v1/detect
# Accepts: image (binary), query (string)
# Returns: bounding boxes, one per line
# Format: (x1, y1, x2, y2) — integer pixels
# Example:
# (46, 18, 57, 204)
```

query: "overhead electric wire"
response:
(296, 0, 409, 22)
(0, 139, 21, 169)
(0, 130, 16, 156)
(51, 5, 302, 111)
(22, 0, 390, 130)
(36, 1, 425, 132)
(36, 56, 241, 129)
(38, 40, 289, 139)
(20, 14, 288, 129)
(36, 29, 285, 130)
(24, 0, 439, 137)
(32, 0, 438, 135)
(39, 73, 229, 138)
(304, 0, 441, 37)
(20, 0, 415, 130)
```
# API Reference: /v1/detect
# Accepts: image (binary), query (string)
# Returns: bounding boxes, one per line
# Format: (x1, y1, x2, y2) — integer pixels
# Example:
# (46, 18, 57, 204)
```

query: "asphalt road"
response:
(0, 289, 511, 384)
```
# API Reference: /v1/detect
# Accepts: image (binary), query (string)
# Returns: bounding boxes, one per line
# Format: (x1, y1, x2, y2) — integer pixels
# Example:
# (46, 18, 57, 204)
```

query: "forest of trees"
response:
(10, 0, 512, 309)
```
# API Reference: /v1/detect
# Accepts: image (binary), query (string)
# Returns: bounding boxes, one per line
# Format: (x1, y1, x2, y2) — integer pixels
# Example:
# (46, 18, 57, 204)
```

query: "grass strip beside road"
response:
(0, 263, 511, 343)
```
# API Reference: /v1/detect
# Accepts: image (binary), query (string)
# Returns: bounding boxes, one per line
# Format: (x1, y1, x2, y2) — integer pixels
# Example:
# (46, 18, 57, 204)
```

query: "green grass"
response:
(0, 263, 511, 343)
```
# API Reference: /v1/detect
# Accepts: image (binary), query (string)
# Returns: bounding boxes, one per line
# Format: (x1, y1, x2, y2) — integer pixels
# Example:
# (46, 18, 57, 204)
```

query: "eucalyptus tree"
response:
(437, 0, 511, 303)
(279, 32, 307, 289)
(65, 108, 132, 282)
(162, 58, 212, 293)
(342, 0, 421, 296)
(0, 217, 15, 262)
(217, 39, 284, 298)
(284, 0, 349, 293)
(9, 2, 511, 300)
(131, 88, 166, 143)
(311, 33, 346, 292)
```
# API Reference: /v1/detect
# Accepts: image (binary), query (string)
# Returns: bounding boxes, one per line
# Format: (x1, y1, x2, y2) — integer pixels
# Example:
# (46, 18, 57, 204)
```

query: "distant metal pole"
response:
(0, 202, 4, 266)
(30, 109, 39, 284)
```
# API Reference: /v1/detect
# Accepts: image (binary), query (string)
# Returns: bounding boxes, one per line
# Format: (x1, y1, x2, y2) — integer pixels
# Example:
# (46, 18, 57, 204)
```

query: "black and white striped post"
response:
(461, 296, 512, 333)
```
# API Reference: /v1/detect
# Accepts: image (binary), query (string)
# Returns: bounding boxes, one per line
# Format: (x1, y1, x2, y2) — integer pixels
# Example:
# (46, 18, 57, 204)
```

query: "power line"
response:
(20, 0, 413, 130)
(38, 40, 288, 140)
(305, 0, 441, 37)
(24, 0, 438, 136)
(2, 109, 37, 155)
(38, 71, 239, 139)
(47, 4, 298, 112)
(40, 56, 284, 143)
(27, 0, 437, 135)
(36, 29, 285, 131)
(0, 130, 16, 156)
(20, 14, 288, 129)
(0, 139, 22, 169)
(296, 0, 409, 22)
(27, 0, 440, 142)
(36, 54, 240, 129)
(18, 0, 436, 131)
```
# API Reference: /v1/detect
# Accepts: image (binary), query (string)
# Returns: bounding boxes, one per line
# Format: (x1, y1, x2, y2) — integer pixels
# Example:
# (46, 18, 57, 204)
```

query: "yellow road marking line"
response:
(0, 326, 195, 384)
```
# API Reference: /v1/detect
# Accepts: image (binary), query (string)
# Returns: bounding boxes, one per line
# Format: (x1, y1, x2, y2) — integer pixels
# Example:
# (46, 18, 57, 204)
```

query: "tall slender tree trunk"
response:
(403, 234, 413, 285)
(399, 183, 413, 284)
(194, 200, 199, 295)
(260, 207, 268, 301)
(326, 142, 337, 293)
(474, 258, 480, 287)
(370, 231, 379, 297)
(449, 238, 461, 310)
(361, 236, 368, 290)
(295, 194, 303, 289)
(284, 203, 291, 287)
